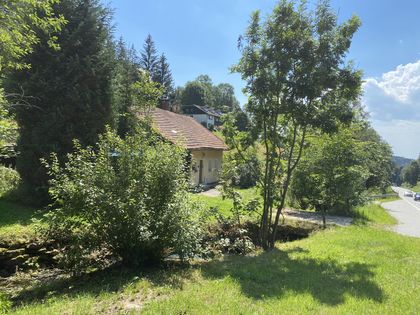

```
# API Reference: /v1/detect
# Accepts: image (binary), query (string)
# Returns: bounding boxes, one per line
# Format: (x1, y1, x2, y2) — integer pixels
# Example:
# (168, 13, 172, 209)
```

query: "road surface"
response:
(382, 187, 420, 237)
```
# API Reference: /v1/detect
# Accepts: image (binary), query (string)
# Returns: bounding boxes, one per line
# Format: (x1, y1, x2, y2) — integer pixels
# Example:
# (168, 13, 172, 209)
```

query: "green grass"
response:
(403, 182, 420, 193)
(5, 223, 420, 314)
(375, 195, 400, 203)
(3, 193, 419, 314)
(353, 202, 398, 225)
(191, 187, 260, 219)
(0, 200, 40, 243)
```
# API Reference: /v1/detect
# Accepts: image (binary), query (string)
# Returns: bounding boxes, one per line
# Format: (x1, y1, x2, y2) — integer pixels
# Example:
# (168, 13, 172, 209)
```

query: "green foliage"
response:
(138, 34, 174, 99)
(140, 34, 158, 75)
(180, 80, 209, 107)
(353, 202, 398, 225)
(356, 125, 393, 191)
(0, 166, 20, 197)
(179, 75, 240, 112)
(0, 200, 39, 243)
(112, 37, 140, 137)
(229, 0, 362, 248)
(5, 224, 420, 314)
(221, 186, 260, 226)
(131, 71, 164, 114)
(213, 83, 240, 112)
(0, 89, 17, 156)
(190, 187, 259, 221)
(402, 160, 419, 186)
(7, 0, 115, 204)
(223, 146, 260, 189)
(0, 293, 11, 314)
(0, 0, 66, 72)
(42, 128, 201, 270)
(0, 0, 65, 160)
(291, 122, 392, 217)
(153, 53, 174, 97)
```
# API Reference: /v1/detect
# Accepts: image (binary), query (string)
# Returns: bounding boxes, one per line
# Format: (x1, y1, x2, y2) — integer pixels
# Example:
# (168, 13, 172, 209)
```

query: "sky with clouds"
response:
(109, 0, 420, 159)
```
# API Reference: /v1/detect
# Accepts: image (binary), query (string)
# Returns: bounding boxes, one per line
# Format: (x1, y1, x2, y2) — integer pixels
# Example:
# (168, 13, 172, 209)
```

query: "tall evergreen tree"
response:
(7, 0, 115, 204)
(113, 37, 140, 137)
(153, 53, 174, 97)
(140, 34, 158, 77)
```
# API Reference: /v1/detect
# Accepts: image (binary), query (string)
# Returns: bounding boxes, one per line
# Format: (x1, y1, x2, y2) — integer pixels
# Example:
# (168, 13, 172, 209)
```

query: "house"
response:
(182, 105, 223, 129)
(151, 108, 227, 186)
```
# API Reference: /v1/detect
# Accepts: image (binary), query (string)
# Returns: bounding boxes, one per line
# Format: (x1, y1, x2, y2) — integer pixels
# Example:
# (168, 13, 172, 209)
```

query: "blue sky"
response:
(109, 0, 420, 159)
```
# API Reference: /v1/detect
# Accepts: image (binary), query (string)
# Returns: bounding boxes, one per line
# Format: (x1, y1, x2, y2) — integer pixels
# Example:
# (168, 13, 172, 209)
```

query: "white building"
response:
(151, 108, 227, 186)
(181, 105, 222, 129)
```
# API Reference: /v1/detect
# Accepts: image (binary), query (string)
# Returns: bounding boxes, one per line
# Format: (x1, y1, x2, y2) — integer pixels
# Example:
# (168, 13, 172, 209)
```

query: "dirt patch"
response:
(199, 187, 222, 197)
(284, 209, 353, 226)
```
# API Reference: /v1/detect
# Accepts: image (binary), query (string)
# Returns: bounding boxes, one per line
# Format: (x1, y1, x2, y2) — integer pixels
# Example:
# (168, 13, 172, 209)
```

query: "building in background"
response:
(182, 105, 223, 129)
(150, 108, 227, 186)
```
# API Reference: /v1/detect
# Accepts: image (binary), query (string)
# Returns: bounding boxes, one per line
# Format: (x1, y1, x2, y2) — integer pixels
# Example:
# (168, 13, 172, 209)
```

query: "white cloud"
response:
(362, 60, 420, 158)
(363, 60, 420, 121)
(372, 120, 420, 159)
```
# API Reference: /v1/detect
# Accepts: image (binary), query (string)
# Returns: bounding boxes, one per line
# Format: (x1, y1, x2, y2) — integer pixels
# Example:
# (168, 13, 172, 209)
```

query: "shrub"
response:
(0, 166, 20, 197)
(223, 148, 260, 189)
(42, 128, 201, 270)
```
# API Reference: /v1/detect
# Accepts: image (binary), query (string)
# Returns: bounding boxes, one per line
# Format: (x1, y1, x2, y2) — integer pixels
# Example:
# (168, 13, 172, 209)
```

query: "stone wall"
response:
(0, 240, 59, 277)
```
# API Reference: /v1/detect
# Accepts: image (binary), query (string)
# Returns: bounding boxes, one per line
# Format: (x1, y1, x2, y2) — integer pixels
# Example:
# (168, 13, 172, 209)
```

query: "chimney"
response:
(159, 98, 170, 111)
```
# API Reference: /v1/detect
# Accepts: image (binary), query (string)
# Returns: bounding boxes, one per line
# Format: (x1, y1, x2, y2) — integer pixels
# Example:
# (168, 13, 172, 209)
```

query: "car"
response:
(404, 191, 414, 197)
(414, 193, 420, 201)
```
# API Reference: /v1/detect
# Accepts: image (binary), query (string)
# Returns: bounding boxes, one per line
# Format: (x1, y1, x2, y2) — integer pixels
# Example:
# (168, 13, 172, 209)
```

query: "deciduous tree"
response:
(226, 0, 362, 248)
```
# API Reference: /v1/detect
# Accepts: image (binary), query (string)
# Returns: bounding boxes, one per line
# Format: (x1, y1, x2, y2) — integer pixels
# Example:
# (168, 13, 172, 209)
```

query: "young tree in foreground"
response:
(226, 0, 362, 249)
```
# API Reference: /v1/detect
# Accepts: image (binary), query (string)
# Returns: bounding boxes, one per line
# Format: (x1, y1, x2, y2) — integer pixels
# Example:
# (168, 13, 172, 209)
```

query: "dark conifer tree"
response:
(7, 0, 115, 204)
(153, 53, 174, 97)
(140, 34, 158, 77)
(113, 37, 140, 137)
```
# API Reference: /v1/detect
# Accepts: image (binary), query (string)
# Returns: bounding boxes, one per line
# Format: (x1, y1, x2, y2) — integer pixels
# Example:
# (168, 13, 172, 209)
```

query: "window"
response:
(208, 159, 212, 172)
(214, 159, 219, 171)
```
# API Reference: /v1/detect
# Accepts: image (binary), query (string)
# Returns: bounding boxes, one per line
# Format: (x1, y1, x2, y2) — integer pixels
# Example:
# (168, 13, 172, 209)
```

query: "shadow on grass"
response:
(201, 247, 384, 306)
(10, 262, 194, 307)
(10, 247, 384, 308)
(0, 199, 37, 229)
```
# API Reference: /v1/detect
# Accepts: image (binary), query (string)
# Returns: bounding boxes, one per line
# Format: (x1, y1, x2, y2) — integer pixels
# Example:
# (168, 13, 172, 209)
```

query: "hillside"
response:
(392, 155, 413, 167)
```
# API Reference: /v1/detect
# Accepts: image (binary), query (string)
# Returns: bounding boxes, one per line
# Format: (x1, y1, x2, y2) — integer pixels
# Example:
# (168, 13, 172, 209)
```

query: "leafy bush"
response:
(291, 126, 370, 217)
(42, 128, 201, 270)
(200, 186, 259, 256)
(0, 166, 20, 197)
(223, 148, 260, 189)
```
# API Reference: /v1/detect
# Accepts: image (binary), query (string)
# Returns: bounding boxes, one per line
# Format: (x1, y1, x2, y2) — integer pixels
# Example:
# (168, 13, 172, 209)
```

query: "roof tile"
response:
(150, 108, 227, 150)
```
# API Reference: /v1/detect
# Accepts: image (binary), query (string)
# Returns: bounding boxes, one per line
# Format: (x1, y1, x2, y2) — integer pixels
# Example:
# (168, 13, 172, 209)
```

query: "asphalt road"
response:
(382, 186, 420, 237)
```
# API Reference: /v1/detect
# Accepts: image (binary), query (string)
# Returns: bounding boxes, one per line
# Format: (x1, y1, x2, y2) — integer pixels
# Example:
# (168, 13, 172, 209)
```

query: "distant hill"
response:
(392, 156, 413, 167)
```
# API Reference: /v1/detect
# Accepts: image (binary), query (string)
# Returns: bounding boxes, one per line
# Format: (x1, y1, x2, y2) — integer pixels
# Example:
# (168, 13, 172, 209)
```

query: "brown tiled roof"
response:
(151, 108, 227, 150)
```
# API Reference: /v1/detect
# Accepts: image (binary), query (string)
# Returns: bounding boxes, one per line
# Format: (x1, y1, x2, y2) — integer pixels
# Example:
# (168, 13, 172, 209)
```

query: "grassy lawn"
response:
(0, 200, 40, 243)
(3, 200, 420, 314)
(353, 202, 398, 225)
(191, 187, 260, 219)
(5, 224, 420, 314)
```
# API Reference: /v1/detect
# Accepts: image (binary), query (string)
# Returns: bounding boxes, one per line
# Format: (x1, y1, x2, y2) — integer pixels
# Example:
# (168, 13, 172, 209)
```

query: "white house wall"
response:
(190, 149, 223, 185)
(188, 114, 214, 128)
